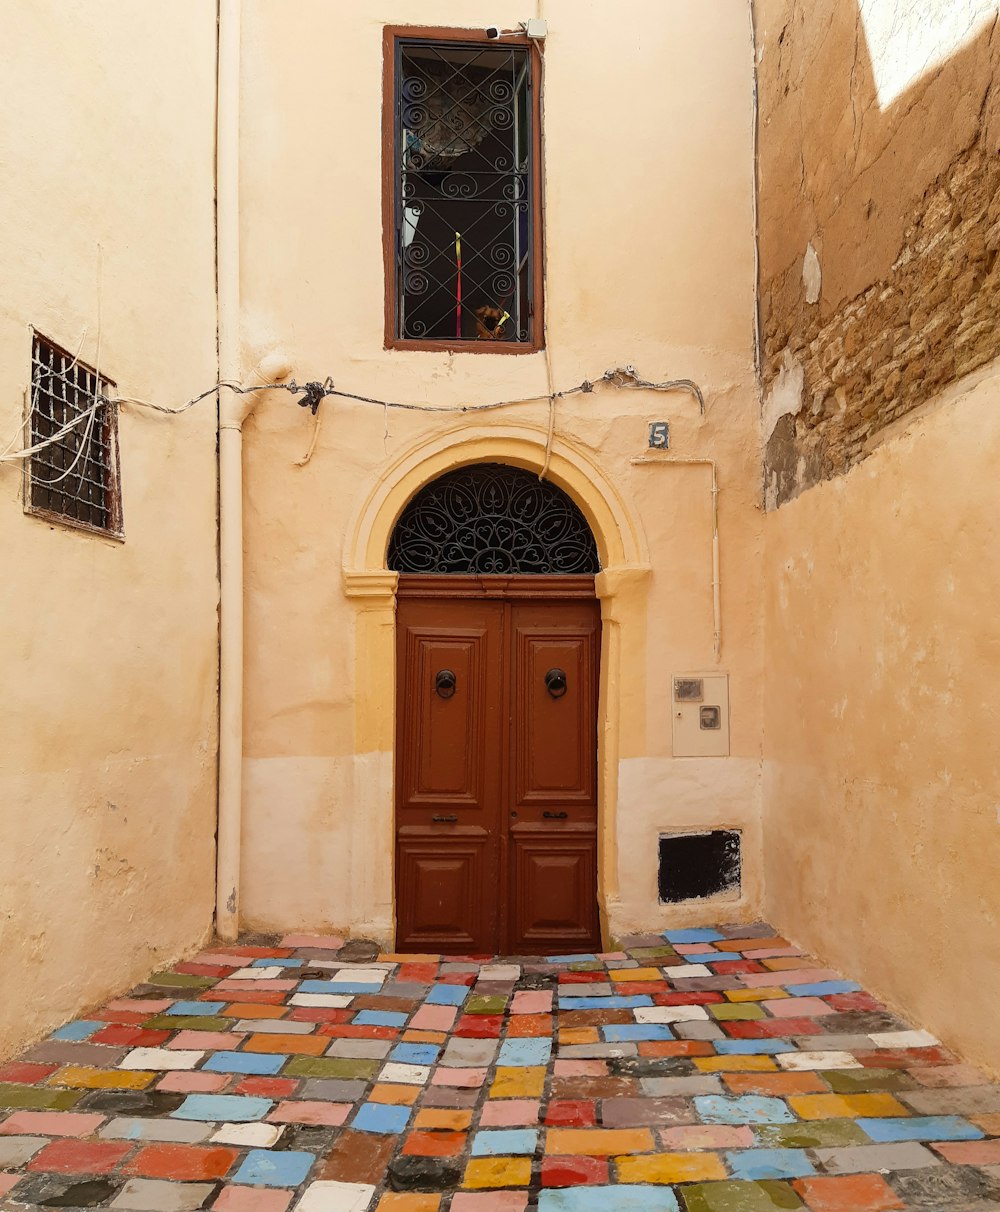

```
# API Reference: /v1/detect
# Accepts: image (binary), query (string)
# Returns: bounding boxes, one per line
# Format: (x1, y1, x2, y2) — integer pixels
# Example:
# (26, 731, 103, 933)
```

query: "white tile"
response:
(229, 966, 283, 979)
(869, 1029, 940, 1049)
(666, 964, 713, 979)
(119, 1048, 204, 1070)
(478, 965, 521, 981)
(231, 1019, 315, 1035)
(211, 1121, 284, 1147)
(634, 1005, 709, 1024)
(331, 968, 386, 984)
(290, 993, 354, 1008)
(777, 1050, 863, 1071)
(297, 1180, 376, 1212)
(378, 1062, 430, 1085)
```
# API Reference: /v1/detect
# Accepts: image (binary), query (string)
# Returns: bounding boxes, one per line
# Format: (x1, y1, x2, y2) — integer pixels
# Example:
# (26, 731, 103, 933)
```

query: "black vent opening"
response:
(658, 830, 741, 903)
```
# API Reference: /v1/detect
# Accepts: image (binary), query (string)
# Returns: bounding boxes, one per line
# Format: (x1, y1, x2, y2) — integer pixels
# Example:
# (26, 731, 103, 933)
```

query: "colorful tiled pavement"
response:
(3, 925, 1000, 1211)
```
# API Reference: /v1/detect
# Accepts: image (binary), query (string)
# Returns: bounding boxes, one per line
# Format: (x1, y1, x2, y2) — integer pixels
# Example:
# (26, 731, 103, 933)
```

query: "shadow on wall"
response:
(757, 0, 1000, 505)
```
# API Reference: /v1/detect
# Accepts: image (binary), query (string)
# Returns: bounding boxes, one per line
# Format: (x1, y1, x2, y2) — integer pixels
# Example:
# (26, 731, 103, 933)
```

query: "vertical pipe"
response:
(216, 0, 242, 942)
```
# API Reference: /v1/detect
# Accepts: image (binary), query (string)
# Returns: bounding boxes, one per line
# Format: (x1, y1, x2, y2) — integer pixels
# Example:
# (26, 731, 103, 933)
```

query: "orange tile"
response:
(608, 968, 660, 982)
(244, 1033, 327, 1056)
(507, 1016, 552, 1038)
(415, 1108, 473, 1131)
(402, 1030, 447, 1044)
(789, 1093, 909, 1120)
(546, 1128, 655, 1156)
(220, 1003, 288, 1019)
(462, 1157, 531, 1188)
(402, 1130, 466, 1157)
(723, 1071, 827, 1096)
(694, 1055, 778, 1073)
(725, 987, 788, 1002)
(371, 1084, 422, 1106)
(560, 1028, 599, 1046)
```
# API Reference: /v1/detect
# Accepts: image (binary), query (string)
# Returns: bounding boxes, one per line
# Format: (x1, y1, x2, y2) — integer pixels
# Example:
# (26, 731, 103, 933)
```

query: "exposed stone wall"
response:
(756, 0, 1000, 507)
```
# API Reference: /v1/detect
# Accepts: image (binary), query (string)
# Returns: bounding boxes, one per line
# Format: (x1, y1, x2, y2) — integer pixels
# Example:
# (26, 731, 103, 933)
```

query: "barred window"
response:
(384, 29, 542, 351)
(26, 333, 122, 537)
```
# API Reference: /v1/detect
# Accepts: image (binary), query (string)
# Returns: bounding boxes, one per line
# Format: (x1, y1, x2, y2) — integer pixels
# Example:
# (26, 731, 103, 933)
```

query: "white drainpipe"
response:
(215, 0, 291, 939)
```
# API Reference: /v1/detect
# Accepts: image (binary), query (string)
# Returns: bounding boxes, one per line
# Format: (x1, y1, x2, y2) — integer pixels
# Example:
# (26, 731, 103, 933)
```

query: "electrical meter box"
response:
(672, 674, 730, 757)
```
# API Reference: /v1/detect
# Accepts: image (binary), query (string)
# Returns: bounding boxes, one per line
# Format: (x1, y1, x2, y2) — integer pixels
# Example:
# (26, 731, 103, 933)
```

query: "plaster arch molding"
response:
(343, 422, 649, 577)
(341, 422, 651, 948)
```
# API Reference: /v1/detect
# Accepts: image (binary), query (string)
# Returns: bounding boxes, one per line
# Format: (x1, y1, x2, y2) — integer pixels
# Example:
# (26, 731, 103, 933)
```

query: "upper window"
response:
(26, 332, 122, 537)
(384, 30, 542, 352)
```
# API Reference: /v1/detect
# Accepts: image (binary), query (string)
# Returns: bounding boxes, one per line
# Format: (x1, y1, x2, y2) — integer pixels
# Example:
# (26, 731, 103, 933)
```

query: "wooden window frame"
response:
(382, 25, 545, 355)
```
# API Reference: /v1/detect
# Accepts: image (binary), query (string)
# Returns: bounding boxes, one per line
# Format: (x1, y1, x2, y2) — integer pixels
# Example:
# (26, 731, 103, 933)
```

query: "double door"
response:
(394, 577, 601, 955)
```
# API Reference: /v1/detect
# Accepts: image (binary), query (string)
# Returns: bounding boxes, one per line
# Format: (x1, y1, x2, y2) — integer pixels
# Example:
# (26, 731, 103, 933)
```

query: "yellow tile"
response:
(463, 1157, 531, 1188)
(559, 1027, 599, 1045)
(617, 1152, 727, 1184)
(370, 1083, 421, 1105)
(489, 1066, 546, 1099)
(403, 1030, 447, 1044)
(546, 1128, 655, 1156)
(789, 1092, 910, 1120)
(415, 1108, 473, 1131)
(694, 1055, 779, 1073)
(725, 987, 788, 1002)
(49, 1066, 155, 1090)
(378, 953, 440, 963)
(377, 1196, 441, 1212)
(609, 968, 660, 982)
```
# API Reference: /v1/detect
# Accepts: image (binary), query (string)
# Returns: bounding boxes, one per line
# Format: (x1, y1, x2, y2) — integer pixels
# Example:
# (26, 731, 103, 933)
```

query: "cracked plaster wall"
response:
(758, 0, 1000, 1075)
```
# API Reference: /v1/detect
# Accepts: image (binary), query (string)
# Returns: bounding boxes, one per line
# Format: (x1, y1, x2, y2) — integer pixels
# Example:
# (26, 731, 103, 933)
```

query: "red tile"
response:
(545, 1101, 596, 1127)
(398, 964, 439, 983)
(655, 991, 725, 1006)
(792, 1174, 903, 1212)
(559, 973, 607, 985)
(90, 1010, 150, 1025)
(29, 1139, 132, 1175)
(126, 1144, 238, 1181)
(826, 991, 885, 1013)
(402, 1130, 466, 1157)
(235, 1076, 300, 1098)
(933, 1140, 1000, 1165)
(175, 962, 237, 977)
(90, 1026, 170, 1048)
(724, 1018, 822, 1038)
(541, 1156, 609, 1187)
(288, 1008, 353, 1024)
(223, 946, 295, 958)
(615, 982, 669, 996)
(638, 1040, 714, 1058)
(0, 1062, 58, 1084)
(455, 1017, 503, 1038)
(857, 1047, 954, 1069)
(712, 960, 765, 975)
(321, 1025, 398, 1040)
(216, 990, 288, 1006)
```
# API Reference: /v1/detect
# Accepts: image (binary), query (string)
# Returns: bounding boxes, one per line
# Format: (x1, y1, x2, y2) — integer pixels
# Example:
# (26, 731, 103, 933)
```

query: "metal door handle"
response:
(545, 668, 567, 698)
(543, 811, 568, 819)
(432, 814, 458, 823)
(435, 669, 457, 699)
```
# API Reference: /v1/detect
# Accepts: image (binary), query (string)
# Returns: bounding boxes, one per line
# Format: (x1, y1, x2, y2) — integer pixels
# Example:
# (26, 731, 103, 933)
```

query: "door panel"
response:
(509, 827, 599, 952)
(395, 584, 600, 955)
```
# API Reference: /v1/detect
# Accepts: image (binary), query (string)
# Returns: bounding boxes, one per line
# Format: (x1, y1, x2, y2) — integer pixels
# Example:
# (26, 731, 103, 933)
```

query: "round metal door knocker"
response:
(545, 668, 568, 699)
(435, 669, 457, 699)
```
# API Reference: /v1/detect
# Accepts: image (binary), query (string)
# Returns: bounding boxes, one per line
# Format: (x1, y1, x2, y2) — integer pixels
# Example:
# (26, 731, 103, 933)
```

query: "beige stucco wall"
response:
(0, 2, 220, 1058)
(763, 364, 1000, 1075)
(238, 1, 763, 942)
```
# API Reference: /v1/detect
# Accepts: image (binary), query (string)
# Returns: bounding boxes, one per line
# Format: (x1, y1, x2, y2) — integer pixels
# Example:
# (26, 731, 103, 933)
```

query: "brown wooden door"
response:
(395, 578, 600, 955)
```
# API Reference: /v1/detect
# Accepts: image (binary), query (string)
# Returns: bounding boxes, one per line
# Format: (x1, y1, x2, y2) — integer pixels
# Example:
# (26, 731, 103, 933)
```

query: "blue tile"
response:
(471, 1128, 539, 1155)
(202, 1051, 287, 1075)
(426, 984, 469, 1006)
(557, 996, 654, 1010)
(663, 929, 724, 943)
(860, 1116, 984, 1143)
(171, 1094, 272, 1122)
(300, 980, 383, 995)
(602, 1024, 674, 1042)
(354, 1010, 407, 1027)
(165, 1001, 225, 1016)
(726, 1148, 816, 1180)
(498, 1039, 552, 1066)
(546, 954, 598, 964)
(352, 1102, 411, 1134)
(693, 1096, 795, 1125)
(391, 1043, 440, 1065)
(539, 1188, 678, 1212)
(714, 1039, 795, 1055)
(50, 1021, 102, 1042)
(233, 1149, 314, 1187)
(787, 981, 862, 997)
(251, 956, 304, 968)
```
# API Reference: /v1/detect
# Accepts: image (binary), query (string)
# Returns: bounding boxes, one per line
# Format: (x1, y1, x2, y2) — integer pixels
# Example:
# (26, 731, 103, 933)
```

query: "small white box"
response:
(671, 673, 730, 757)
(524, 18, 548, 39)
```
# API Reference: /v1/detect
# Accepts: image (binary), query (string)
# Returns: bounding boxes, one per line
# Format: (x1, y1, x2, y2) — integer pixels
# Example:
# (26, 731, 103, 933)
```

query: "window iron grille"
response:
(392, 37, 537, 346)
(26, 333, 122, 537)
(388, 462, 599, 575)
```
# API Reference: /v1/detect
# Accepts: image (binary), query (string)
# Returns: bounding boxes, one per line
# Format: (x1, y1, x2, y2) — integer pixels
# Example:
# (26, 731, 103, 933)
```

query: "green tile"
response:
(629, 947, 679, 960)
(0, 1084, 83, 1110)
(147, 972, 216, 988)
(821, 1068, 916, 1094)
(283, 1057, 380, 1080)
(682, 1181, 804, 1212)
(708, 1003, 765, 1021)
(465, 996, 507, 1015)
(755, 1119, 869, 1148)
(144, 1016, 230, 1031)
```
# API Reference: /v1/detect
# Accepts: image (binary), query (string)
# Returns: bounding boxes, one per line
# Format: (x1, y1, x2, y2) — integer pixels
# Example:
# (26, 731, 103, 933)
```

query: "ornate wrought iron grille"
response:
(393, 38, 535, 345)
(388, 463, 599, 575)
(26, 333, 122, 536)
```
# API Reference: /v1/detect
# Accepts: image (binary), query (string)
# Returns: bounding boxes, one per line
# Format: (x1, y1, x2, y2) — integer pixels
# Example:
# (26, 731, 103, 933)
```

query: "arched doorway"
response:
(389, 462, 602, 955)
